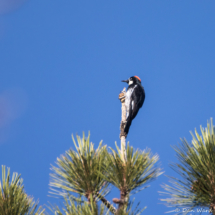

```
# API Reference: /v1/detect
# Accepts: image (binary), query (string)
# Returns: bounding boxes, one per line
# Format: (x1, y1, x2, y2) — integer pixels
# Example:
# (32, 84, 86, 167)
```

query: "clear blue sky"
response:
(0, 0, 215, 214)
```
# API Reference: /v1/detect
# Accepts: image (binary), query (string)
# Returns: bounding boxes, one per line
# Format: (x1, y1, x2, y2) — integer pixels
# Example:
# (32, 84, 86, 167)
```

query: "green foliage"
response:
(161, 119, 215, 214)
(113, 199, 146, 215)
(98, 142, 160, 214)
(50, 132, 108, 200)
(0, 166, 45, 215)
(50, 133, 160, 215)
(100, 142, 161, 195)
(49, 195, 109, 215)
(49, 196, 146, 215)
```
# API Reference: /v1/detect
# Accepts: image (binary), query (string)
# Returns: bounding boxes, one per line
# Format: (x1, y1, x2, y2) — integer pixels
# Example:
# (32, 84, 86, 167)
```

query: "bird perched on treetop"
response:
(122, 76, 145, 135)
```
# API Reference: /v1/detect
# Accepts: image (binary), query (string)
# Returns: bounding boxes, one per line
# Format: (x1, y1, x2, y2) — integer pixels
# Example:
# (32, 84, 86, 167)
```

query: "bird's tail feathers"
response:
(124, 117, 132, 135)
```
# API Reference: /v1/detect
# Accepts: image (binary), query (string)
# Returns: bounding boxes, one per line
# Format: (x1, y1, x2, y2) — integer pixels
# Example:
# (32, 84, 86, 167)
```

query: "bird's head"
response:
(122, 76, 141, 85)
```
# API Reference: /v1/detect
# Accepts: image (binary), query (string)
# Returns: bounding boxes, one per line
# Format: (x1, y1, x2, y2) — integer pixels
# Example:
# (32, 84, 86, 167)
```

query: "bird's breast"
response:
(125, 87, 135, 110)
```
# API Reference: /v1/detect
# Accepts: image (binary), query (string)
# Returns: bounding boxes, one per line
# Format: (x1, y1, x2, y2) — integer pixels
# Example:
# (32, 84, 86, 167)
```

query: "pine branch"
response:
(161, 119, 215, 213)
(94, 191, 116, 214)
(119, 88, 127, 163)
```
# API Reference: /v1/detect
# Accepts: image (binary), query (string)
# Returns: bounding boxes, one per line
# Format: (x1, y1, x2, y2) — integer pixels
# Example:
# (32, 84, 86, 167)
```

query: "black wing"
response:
(131, 84, 145, 119)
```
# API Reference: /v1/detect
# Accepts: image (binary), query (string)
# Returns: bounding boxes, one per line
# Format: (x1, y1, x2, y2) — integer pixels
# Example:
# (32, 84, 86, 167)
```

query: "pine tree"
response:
(49, 133, 161, 215)
(49, 88, 161, 214)
(161, 119, 215, 215)
(0, 166, 45, 215)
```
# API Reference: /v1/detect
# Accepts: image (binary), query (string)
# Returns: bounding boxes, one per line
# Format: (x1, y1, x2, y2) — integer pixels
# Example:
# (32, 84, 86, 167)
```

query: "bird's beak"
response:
(122, 79, 129, 83)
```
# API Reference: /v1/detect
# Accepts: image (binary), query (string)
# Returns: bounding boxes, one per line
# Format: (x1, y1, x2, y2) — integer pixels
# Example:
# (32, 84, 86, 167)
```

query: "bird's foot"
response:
(119, 88, 126, 101)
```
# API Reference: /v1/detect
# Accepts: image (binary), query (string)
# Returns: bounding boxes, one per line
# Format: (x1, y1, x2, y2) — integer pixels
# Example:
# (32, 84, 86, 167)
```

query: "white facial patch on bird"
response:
(128, 80, 133, 85)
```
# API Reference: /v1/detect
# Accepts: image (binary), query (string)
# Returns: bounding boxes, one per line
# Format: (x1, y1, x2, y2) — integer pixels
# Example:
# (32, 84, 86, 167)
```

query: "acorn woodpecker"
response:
(122, 76, 145, 135)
